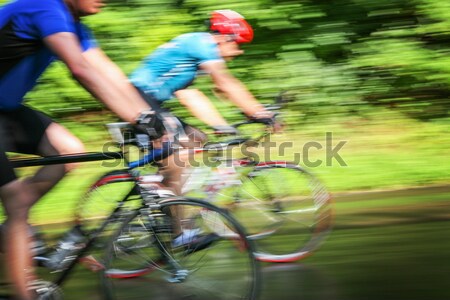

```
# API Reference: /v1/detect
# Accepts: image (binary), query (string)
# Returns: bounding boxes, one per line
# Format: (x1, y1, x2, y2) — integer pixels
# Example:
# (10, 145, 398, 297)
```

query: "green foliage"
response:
(2, 0, 450, 121)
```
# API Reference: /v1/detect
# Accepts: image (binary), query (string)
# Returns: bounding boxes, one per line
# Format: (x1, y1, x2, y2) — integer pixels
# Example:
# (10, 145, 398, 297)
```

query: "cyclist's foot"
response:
(172, 229, 220, 254)
(172, 228, 202, 248)
(183, 232, 221, 254)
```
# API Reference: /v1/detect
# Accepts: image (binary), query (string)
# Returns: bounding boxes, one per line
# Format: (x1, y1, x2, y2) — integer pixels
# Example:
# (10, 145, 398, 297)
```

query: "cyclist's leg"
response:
(155, 153, 185, 238)
(157, 123, 208, 239)
(0, 145, 36, 300)
(0, 106, 85, 299)
(0, 107, 42, 300)
(179, 120, 208, 148)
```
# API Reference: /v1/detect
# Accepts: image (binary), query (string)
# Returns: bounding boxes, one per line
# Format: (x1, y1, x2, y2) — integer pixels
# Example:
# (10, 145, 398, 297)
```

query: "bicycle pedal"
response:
(28, 280, 63, 300)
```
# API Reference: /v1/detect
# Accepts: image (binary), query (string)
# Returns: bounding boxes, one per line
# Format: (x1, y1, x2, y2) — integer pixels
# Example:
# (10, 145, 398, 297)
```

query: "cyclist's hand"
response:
(212, 125, 239, 135)
(134, 110, 166, 140)
(250, 111, 284, 133)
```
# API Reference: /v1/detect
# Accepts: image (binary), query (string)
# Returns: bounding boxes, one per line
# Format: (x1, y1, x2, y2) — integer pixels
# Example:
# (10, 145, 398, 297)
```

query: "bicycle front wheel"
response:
(235, 162, 333, 263)
(100, 197, 260, 300)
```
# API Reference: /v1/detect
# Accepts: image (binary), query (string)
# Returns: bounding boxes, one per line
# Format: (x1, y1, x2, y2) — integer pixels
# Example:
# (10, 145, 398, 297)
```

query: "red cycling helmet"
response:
(209, 10, 254, 44)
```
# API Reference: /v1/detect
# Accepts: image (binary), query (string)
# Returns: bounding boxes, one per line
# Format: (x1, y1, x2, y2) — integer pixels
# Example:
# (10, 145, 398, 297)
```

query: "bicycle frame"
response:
(10, 146, 171, 169)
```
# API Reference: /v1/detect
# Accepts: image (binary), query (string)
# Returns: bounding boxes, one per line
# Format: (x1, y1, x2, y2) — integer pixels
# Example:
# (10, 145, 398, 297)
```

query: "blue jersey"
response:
(130, 33, 223, 102)
(0, 0, 97, 110)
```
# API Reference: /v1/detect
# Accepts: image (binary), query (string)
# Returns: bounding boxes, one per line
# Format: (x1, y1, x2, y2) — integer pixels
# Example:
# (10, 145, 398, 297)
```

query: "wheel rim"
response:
(236, 164, 333, 262)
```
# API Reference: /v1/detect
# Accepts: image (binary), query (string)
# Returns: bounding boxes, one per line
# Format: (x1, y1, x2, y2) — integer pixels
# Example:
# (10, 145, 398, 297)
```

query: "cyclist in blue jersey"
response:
(0, 0, 166, 299)
(131, 9, 280, 146)
(130, 10, 281, 249)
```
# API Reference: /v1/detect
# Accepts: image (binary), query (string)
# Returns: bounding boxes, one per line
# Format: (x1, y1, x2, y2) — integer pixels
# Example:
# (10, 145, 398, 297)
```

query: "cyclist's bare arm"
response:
(175, 89, 228, 127)
(200, 61, 268, 117)
(82, 48, 151, 114)
(44, 32, 149, 123)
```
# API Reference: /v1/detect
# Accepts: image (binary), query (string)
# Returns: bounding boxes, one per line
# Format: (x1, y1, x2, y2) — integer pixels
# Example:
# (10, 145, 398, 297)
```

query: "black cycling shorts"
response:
(135, 86, 166, 114)
(0, 105, 53, 187)
(135, 86, 192, 129)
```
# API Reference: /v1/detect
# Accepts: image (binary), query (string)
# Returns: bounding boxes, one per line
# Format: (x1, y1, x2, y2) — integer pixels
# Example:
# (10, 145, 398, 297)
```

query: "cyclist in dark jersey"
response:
(131, 9, 279, 144)
(0, 0, 161, 299)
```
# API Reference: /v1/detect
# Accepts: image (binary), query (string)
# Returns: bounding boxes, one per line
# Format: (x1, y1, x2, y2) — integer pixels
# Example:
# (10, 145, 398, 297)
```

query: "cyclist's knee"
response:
(63, 135, 85, 154)
(61, 138, 85, 171)
(41, 123, 86, 171)
(57, 142, 85, 173)
(182, 126, 207, 148)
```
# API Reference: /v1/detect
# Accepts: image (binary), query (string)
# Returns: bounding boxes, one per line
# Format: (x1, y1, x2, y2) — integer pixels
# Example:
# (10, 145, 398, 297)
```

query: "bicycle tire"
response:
(100, 197, 260, 300)
(232, 161, 333, 263)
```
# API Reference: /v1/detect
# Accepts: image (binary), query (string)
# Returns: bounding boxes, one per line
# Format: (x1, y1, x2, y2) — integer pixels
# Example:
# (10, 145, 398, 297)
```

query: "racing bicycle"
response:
(76, 95, 333, 265)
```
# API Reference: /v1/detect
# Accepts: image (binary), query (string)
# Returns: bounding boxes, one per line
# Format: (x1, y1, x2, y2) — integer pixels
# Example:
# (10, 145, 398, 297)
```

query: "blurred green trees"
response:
(1, 0, 449, 123)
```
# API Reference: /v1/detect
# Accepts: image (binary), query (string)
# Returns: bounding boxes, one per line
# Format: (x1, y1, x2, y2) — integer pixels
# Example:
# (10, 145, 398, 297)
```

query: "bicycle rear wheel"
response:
(100, 198, 260, 300)
(234, 162, 333, 262)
